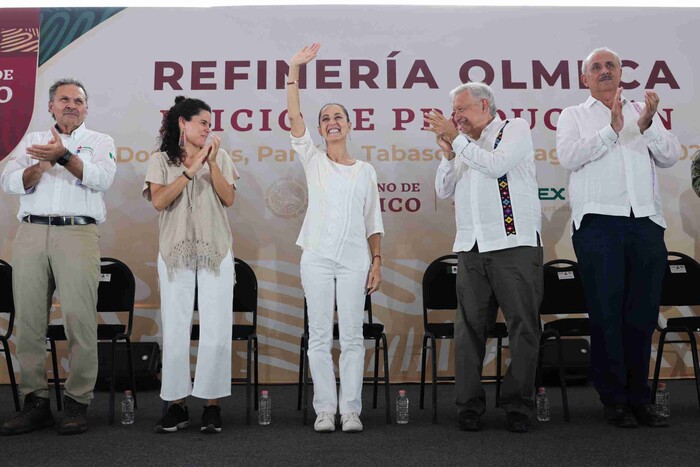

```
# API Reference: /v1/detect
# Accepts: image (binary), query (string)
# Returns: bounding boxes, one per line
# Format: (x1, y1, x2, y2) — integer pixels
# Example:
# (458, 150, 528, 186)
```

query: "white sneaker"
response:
(314, 412, 336, 433)
(341, 412, 363, 433)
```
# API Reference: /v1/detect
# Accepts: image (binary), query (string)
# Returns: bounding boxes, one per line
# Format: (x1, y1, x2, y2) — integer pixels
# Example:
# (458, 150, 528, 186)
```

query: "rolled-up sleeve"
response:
(290, 127, 321, 169)
(80, 134, 116, 191)
(363, 165, 384, 238)
(0, 136, 34, 195)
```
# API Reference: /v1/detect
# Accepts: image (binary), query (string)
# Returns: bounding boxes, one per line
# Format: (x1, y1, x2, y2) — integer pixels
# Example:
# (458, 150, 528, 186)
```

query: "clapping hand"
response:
(205, 134, 221, 165)
(637, 90, 659, 133)
(26, 127, 65, 163)
(610, 87, 624, 135)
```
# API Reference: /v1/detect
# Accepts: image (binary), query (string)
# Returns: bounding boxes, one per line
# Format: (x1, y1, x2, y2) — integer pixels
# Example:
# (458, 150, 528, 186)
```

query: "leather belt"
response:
(22, 215, 96, 226)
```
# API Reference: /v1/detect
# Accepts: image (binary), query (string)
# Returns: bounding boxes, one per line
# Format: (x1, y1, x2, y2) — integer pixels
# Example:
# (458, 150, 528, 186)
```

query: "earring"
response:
(178, 127, 185, 148)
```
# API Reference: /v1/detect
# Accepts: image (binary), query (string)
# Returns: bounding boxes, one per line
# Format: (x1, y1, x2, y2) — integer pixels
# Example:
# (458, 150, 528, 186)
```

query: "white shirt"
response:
(1, 123, 117, 223)
(436, 117, 542, 253)
(291, 128, 384, 272)
(556, 96, 680, 231)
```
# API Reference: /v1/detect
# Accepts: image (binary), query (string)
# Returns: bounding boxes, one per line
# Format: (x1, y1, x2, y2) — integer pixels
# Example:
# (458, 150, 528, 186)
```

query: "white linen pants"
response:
(300, 250, 368, 415)
(158, 251, 234, 401)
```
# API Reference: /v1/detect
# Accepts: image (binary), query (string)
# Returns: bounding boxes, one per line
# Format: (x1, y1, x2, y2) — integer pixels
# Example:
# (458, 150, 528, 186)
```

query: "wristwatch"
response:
(56, 149, 73, 166)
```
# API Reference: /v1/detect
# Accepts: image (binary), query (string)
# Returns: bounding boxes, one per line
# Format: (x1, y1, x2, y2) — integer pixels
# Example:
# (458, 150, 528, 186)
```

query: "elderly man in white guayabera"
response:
(425, 82, 543, 433)
(556, 47, 681, 429)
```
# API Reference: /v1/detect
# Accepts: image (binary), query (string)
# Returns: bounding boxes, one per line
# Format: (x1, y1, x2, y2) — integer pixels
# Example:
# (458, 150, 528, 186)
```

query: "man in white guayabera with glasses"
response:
(556, 47, 680, 429)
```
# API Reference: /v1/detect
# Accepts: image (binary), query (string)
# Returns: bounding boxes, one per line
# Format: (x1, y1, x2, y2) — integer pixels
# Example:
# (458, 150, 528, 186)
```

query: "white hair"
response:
(581, 47, 621, 75)
(449, 82, 497, 117)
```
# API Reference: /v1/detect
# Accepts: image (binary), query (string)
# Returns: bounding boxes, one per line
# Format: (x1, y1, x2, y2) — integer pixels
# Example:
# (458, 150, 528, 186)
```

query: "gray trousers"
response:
(12, 222, 100, 405)
(455, 245, 543, 416)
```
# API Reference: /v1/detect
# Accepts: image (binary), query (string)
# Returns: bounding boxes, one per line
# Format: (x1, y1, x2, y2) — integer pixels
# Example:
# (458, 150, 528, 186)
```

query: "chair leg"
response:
(651, 330, 667, 404)
(246, 337, 252, 426)
(125, 338, 138, 409)
(687, 331, 700, 409)
(430, 336, 438, 424)
(419, 334, 428, 410)
(381, 333, 391, 424)
(2, 339, 20, 412)
(302, 348, 310, 425)
(109, 340, 117, 425)
(49, 339, 62, 411)
(254, 335, 259, 411)
(297, 335, 305, 411)
(553, 334, 570, 422)
(495, 337, 503, 408)
(373, 339, 380, 409)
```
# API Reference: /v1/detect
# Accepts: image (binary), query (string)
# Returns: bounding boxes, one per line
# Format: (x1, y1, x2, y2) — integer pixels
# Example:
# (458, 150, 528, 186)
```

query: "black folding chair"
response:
(419, 254, 507, 423)
(190, 258, 259, 425)
(651, 251, 700, 407)
(0, 259, 21, 412)
(47, 257, 137, 424)
(297, 294, 391, 425)
(535, 259, 590, 422)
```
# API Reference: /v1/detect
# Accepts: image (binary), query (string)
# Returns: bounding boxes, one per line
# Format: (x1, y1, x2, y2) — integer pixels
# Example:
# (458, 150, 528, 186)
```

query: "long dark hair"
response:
(158, 96, 211, 165)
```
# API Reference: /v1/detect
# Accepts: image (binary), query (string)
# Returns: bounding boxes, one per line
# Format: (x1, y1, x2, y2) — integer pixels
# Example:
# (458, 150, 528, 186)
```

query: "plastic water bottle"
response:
(258, 390, 271, 425)
(396, 389, 409, 424)
(655, 382, 670, 419)
(120, 390, 135, 425)
(536, 387, 550, 422)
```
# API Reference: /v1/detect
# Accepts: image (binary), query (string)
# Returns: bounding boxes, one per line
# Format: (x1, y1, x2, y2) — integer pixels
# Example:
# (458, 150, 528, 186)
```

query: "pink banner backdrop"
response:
(1, 6, 699, 385)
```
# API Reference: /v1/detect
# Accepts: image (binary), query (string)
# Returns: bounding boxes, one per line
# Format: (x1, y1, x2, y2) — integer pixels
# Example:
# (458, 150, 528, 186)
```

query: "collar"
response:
(477, 116, 504, 143)
(584, 94, 628, 109)
(55, 122, 87, 139)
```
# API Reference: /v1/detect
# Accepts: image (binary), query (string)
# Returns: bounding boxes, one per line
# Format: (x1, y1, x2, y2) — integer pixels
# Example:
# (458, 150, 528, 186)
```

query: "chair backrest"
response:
(0, 259, 15, 339)
(303, 293, 373, 334)
(193, 258, 258, 327)
(97, 257, 136, 333)
(233, 258, 258, 328)
(422, 255, 458, 328)
(540, 259, 588, 316)
(660, 252, 700, 307)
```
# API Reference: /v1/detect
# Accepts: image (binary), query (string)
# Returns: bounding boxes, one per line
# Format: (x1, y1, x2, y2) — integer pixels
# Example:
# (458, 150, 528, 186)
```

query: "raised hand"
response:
(610, 87, 624, 135)
(637, 90, 659, 133)
(26, 126, 66, 162)
(290, 43, 320, 67)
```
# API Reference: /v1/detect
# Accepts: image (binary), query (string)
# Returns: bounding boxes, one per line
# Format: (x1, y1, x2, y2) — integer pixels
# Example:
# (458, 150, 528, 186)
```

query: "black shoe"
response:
(631, 404, 669, 428)
(604, 404, 638, 428)
(156, 403, 190, 433)
(458, 411, 484, 432)
(0, 393, 55, 436)
(505, 412, 531, 433)
(59, 396, 88, 435)
(201, 405, 222, 434)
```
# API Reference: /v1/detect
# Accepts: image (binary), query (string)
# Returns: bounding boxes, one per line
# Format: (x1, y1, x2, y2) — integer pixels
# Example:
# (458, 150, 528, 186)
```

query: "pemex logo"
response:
(0, 9, 40, 162)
